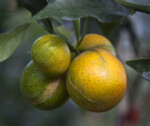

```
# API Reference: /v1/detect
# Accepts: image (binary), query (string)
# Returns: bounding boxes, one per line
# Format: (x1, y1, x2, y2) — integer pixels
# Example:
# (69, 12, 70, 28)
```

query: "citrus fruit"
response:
(66, 49, 127, 112)
(77, 34, 116, 55)
(20, 61, 69, 110)
(31, 34, 71, 76)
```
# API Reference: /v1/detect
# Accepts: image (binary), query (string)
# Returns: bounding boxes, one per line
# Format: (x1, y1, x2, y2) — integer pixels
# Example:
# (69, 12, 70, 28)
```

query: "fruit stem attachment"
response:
(77, 17, 91, 47)
(73, 18, 81, 45)
(71, 49, 80, 55)
(116, 0, 150, 14)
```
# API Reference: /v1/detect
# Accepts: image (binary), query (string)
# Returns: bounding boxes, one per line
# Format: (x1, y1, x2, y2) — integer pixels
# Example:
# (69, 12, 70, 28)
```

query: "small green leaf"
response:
(126, 58, 150, 81)
(32, 0, 130, 23)
(0, 23, 30, 62)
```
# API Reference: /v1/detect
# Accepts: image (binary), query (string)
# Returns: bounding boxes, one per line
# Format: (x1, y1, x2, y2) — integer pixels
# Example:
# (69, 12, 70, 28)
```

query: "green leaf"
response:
(21, 0, 48, 15)
(73, 19, 80, 44)
(126, 58, 150, 81)
(32, 0, 130, 23)
(0, 23, 30, 62)
(54, 28, 74, 51)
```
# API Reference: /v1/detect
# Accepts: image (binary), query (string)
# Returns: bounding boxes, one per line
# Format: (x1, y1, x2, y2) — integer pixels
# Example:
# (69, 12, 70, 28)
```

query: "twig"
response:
(116, 0, 150, 14)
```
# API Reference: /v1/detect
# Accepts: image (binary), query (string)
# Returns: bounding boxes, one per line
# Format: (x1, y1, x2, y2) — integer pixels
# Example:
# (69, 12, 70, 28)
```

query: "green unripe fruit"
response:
(20, 61, 69, 110)
(31, 34, 71, 77)
(21, 0, 48, 15)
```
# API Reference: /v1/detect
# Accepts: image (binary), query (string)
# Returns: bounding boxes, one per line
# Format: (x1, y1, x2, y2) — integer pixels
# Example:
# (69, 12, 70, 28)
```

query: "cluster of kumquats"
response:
(20, 34, 127, 112)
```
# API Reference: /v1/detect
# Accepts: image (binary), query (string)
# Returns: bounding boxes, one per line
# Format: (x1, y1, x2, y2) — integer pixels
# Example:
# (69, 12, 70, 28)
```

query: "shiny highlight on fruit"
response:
(31, 34, 71, 77)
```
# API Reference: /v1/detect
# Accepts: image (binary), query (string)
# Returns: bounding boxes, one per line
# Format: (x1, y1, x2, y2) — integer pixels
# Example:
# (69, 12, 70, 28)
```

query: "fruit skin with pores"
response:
(31, 34, 71, 77)
(20, 61, 69, 110)
(66, 49, 127, 112)
(77, 34, 116, 56)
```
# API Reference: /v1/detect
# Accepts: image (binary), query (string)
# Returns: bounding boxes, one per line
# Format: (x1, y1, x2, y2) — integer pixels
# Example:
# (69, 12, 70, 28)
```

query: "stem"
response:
(116, 0, 150, 14)
(73, 18, 80, 45)
(77, 17, 91, 47)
